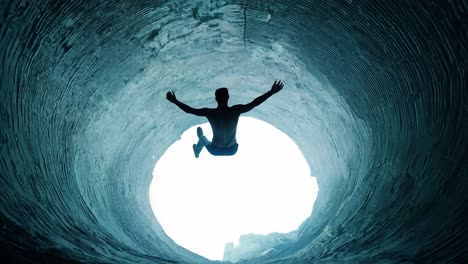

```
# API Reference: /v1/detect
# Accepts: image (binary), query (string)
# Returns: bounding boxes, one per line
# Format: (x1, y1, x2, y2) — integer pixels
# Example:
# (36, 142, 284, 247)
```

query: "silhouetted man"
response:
(166, 80, 284, 158)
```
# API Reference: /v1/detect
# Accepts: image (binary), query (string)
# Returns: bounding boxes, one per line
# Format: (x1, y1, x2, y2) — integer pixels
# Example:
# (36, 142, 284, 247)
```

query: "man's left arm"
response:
(167, 91, 208, 116)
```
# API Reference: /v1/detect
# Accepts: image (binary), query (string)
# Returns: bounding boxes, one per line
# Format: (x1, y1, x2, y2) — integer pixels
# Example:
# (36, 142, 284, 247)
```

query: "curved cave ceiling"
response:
(0, 0, 467, 263)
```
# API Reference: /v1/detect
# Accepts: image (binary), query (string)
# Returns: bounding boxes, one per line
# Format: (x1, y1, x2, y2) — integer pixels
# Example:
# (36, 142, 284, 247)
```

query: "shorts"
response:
(206, 143, 239, 156)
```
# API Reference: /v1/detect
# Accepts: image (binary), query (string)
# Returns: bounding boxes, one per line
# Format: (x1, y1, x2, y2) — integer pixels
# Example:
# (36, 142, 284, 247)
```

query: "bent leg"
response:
(197, 127, 211, 146)
(193, 127, 211, 158)
(193, 143, 202, 158)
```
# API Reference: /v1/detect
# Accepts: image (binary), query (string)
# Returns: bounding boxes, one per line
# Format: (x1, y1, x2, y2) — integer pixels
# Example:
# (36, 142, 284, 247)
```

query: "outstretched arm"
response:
(166, 91, 208, 116)
(235, 80, 284, 113)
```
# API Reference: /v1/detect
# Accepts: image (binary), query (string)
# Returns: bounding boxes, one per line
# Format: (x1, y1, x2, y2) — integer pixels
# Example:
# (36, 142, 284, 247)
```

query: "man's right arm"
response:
(235, 90, 275, 113)
(234, 80, 284, 113)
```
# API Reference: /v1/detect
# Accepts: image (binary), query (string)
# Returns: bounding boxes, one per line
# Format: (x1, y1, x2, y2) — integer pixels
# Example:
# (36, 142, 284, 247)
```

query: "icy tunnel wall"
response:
(0, 0, 467, 263)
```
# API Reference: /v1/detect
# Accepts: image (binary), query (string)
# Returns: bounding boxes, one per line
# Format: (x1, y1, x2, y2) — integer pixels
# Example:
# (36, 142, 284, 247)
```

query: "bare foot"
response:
(193, 144, 200, 158)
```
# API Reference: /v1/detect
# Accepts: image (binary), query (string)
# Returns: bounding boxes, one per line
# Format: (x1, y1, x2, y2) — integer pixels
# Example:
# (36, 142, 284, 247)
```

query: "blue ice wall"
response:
(0, 0, 467, 263)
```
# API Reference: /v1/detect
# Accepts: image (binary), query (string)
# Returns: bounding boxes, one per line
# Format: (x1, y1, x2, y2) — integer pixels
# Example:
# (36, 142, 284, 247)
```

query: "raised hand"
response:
(166, 91, 177, 103)
(271, 80, 284, 93)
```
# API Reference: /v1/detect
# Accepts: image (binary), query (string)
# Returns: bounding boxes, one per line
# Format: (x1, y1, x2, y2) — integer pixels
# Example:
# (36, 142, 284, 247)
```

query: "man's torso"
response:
(205, 107, 242, 148)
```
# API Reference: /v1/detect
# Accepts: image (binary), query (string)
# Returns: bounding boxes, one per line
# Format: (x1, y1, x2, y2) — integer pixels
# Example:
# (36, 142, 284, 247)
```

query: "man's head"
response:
(215, 87, 229, 105)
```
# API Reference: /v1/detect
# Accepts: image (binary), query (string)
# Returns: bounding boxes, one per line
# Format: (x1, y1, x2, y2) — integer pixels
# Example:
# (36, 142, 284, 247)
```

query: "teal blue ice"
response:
(0, 0, 466, 263)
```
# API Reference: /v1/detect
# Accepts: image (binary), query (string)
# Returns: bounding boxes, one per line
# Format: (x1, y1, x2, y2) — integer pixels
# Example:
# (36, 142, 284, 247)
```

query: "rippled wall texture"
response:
(1, 0, 467, 263)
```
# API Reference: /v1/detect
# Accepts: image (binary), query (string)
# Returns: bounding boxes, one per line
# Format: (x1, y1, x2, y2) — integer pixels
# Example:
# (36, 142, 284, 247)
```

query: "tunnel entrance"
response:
(149, 117, 318, 260)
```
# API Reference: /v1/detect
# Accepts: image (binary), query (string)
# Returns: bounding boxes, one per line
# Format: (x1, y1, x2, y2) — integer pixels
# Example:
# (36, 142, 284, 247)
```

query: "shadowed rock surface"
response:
(0, 0, 467, 263)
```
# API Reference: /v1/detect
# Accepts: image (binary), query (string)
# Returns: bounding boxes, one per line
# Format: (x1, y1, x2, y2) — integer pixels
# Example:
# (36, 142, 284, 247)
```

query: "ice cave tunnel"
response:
(0, 0, 467, 263)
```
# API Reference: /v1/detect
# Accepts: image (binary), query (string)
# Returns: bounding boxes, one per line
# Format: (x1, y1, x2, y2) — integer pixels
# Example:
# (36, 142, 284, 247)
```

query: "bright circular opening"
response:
(149, 117, 318, 261)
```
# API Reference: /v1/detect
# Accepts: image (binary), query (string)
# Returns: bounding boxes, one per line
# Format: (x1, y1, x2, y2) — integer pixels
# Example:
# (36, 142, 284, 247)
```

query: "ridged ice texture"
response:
(0, 0, 466, 263)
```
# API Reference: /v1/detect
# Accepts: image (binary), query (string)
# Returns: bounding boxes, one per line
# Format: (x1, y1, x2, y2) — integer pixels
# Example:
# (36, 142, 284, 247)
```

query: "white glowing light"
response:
(149, 117, 318, 260)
